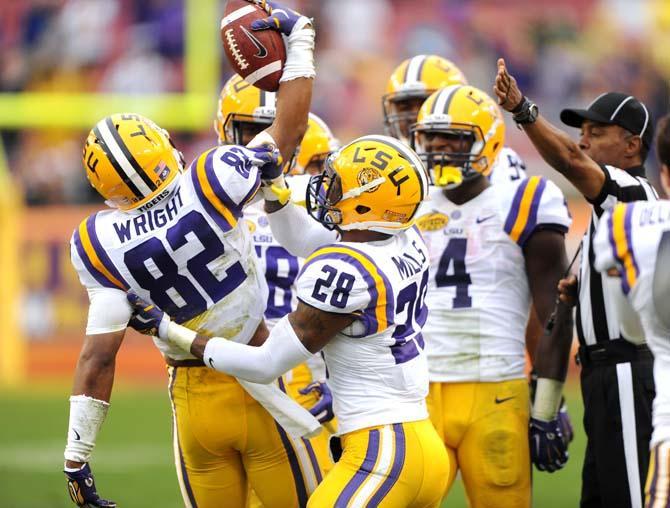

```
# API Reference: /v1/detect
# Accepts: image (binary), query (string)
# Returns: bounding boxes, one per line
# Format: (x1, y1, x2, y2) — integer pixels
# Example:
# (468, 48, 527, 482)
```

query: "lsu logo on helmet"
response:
(411, 85, 505, 188)
(306, 135, 429, 234)
(214, 74, 276, 145)
(83, 113, 184, 211)
(383, 55, 468, 143)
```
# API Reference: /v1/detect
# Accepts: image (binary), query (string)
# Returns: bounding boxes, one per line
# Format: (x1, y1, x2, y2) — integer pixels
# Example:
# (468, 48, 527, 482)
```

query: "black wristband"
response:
(512, 97, 539, 126)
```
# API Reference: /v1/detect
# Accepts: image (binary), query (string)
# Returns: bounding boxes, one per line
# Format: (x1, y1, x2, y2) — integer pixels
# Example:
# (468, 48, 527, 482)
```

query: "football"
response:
(221, 0, 286, 92)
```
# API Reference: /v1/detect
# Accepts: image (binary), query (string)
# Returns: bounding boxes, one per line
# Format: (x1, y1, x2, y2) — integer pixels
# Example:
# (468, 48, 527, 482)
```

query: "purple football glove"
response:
(299, 381, 335, 423)
(65, 463, 116, 508)
(127, 291, 170, 339)
(558, 399, 574, 445)
(529, 417, 569, 473)
(249, 0, 306, 36)
(246, 143, 284, 180)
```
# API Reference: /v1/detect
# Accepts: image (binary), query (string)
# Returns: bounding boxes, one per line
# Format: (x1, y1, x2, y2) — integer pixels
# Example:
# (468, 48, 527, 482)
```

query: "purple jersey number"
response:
(255, 245, 300, 319)
(390, 269, 429, 364)
(124, 210, 246, 323)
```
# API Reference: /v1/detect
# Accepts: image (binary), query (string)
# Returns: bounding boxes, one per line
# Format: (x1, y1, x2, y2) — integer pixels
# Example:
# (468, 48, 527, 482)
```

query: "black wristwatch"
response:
(512, 97, 539, 127)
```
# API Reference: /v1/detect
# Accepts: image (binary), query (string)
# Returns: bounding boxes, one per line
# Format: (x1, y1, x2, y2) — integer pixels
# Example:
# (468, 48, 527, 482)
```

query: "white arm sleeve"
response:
(267, 202, 339, 258)
(85, 287, 132, 335)
(203, 315, 312, 384)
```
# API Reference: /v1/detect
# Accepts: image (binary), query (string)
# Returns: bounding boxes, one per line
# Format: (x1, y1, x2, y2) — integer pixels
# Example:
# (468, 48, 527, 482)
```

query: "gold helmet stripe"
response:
(103, 117, 158, 192)
(405, 54, 427, 84)
(92, 122, 144, 199)
(431, 85, 461, 115)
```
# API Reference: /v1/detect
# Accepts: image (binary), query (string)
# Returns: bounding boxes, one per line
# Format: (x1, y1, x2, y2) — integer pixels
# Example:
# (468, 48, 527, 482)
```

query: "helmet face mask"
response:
(306, 159, 343, 230)
(382, 93, 430, 143)
(215, 74, 276, 145)
(306, 135, 429, 235)
(412, 85, 505, 189)
(223, 113, 273, 145)
(411, 123, 486, 188)
(383, 55, 468, 143)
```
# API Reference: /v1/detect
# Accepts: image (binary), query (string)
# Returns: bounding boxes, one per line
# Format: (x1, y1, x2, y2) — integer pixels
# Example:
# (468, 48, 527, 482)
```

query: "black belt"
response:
(165, 358, 205, 368)
(577, 340, 653, 368)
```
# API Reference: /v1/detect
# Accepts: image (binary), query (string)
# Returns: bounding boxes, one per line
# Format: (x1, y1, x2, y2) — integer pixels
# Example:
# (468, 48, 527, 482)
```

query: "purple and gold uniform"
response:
(245, 175, 334, 502)
(294, 226, 450, 507)
(594, 201, 670, 508)
(72, 145, 325, 508)
(417, 175, 571, 507)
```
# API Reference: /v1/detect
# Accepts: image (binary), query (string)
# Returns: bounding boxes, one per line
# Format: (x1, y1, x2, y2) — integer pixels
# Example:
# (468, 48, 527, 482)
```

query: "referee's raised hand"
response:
(494, 58, 524, 111)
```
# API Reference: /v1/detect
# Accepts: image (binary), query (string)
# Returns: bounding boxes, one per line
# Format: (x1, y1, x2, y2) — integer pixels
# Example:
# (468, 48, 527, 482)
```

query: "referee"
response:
(494, 59, 657, 508)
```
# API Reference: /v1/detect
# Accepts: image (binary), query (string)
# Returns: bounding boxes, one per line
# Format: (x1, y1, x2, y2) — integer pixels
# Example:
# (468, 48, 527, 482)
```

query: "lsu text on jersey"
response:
(294, 226, 450, 507)
(245, 175, 334, 506)
(416, 175, 571, 508)
(72, 145, 325, 508)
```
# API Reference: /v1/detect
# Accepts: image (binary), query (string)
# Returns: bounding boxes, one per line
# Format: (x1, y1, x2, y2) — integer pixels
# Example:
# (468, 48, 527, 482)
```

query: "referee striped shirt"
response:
(577, 164, 658, 347)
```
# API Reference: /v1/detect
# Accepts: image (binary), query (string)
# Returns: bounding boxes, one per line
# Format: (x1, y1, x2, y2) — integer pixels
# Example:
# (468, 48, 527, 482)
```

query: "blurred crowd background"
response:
(1, 0, 669, 351)
(2, 0, 670, 206)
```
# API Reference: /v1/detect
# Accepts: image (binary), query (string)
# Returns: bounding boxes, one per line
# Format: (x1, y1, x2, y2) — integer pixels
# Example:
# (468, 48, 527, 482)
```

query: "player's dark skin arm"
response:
(524, 230, 572, 381)
(494, 58, 605, 200)
(65, 329, 125, 469)
(190, 301, 355, 358)
(266, 76, 312, 165)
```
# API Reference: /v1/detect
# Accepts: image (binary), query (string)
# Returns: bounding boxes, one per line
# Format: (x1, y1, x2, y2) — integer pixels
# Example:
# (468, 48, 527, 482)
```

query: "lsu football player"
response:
(410, 85, 574, 507)
(62, 4, 323, 508)
(128, 135, 452, 507)
(215, 74, 341, 497)
(383, 54, 527, 185)
(593, 115, 670, 508)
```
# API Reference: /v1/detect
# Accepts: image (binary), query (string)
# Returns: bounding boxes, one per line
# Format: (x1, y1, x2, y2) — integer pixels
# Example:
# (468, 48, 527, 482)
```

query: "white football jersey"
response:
(245, 175, 311, 328)
(417, 176, 571, 382)
(71, 146, 268, 360)
(296, 226, 430, 434)
(594, 200, 670, 445)
(488, 146, 527, 186)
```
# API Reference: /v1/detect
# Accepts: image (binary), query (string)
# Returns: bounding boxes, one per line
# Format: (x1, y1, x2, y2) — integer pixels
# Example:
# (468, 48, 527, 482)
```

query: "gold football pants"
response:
(427, 379, 531, 508)
(168, 365, 329, 508)
(308, 419, 450, 507)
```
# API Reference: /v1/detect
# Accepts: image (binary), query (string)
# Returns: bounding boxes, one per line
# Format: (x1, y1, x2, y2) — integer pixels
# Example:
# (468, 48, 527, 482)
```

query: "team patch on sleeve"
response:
(297, 245, 395, 336)
(72, 214, 128, 290)
(607, 203, 639, 294)
(504, 176, 569, 245)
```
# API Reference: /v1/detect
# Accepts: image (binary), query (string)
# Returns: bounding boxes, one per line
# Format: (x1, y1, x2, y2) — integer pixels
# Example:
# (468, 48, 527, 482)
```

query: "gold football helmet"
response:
(214, 74, 276, 145)
(411, 85, 505, 188)
(383, 55, 467, 143)
(306, 135, 429, 234)
(83, 113, 184, 210)
(289, 113, 340, 175)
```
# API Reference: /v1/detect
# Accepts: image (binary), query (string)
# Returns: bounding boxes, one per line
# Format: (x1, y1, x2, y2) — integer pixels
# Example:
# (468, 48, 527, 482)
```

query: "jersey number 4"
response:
(124, 210, 246, 322)
(435, 238, 472, 308)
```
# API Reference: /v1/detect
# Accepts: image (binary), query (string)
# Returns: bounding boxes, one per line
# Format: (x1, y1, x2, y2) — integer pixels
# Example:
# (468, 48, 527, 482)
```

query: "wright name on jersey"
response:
(295, 226, 431, 435)
(71, 145, 268, 359)
(594, 201, 670, 447)
(417, 175, 572, 382)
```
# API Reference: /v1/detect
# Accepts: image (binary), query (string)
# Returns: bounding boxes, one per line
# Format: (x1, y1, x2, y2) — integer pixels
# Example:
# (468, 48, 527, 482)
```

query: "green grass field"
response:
(0, 382, 585, 507)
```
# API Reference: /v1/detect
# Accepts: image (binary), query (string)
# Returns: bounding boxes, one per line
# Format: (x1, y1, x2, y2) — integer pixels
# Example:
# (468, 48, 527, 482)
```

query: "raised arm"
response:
(494, 58, 605, 200)
(249, 1, 315, 164)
